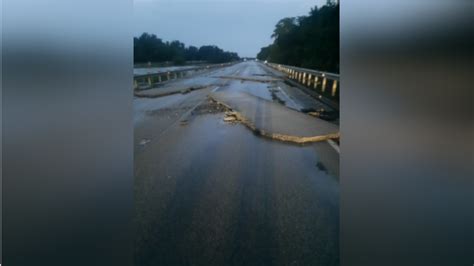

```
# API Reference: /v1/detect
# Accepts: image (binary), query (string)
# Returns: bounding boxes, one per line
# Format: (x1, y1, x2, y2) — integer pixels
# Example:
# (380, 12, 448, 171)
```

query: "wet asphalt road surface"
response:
(134, 62, 339, 266)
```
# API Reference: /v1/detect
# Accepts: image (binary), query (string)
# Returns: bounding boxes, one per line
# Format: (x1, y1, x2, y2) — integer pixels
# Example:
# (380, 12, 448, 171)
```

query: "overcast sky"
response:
(134, 0, 326, 57)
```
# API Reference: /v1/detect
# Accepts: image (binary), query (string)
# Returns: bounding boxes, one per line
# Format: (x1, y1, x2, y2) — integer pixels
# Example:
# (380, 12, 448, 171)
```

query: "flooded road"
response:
(134, 61, 340, 266)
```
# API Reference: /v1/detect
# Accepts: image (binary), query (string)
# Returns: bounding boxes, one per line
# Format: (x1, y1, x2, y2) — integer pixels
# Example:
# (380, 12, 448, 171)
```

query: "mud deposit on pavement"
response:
(210, 92, 340, 145)
(191, 98, 230, 116)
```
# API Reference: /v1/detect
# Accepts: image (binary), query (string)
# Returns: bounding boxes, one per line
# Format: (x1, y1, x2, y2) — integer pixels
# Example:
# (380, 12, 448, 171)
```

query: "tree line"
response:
(134, 33, 240, 65)
(257, 1, 339, 73)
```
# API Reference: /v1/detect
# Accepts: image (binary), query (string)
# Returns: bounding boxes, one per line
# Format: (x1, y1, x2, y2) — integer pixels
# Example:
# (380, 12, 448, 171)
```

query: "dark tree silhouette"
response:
(257, 1, 339, 73)
(134, 33, 240, 65)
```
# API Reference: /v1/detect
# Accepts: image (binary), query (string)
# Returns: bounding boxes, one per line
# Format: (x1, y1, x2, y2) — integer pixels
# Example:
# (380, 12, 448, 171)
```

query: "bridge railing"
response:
(266, 63, 340, 98)
(134, 62, 235, 90)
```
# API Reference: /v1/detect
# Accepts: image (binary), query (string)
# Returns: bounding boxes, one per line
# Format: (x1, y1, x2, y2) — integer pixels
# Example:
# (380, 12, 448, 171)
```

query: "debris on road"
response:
(191, 98, 230, 116)
(223, 112, 239, 123)
(210, 91, 340, 144)
(177, 98, 230, 127)
(223, 116, 237, 122)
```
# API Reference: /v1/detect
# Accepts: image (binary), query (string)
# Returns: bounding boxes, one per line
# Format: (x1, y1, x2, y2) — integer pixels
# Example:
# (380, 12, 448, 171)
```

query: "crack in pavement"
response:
(135, 85, 215, 99)
(209, 97, 340, 145)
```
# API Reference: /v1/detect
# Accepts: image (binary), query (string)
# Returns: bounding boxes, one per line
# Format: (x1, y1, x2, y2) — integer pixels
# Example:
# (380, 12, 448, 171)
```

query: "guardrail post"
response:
(174, 73, 178, 79)
(158, 75, 162, 83)
(134, 79, 138, 89)
(331, 80, 338, 97)
(167, 72, 171, 80)
(272, 64, 339, 97)
(147, 77, 152, 87)
(321, 76, 327, 92)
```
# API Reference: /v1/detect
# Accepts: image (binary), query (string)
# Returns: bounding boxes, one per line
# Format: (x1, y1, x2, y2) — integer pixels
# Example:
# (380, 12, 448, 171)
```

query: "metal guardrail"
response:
(266, 63, 340, 97)
(134, 62, 236, 90)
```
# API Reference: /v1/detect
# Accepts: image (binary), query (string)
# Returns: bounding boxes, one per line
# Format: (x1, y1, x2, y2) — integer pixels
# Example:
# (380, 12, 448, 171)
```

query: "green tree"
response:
(257, 2, 339, 73)
(134, 34, 240, 64)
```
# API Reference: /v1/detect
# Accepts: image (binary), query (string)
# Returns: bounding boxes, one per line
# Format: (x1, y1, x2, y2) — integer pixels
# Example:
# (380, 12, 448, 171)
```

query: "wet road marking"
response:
(212, 86, 220, 92)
